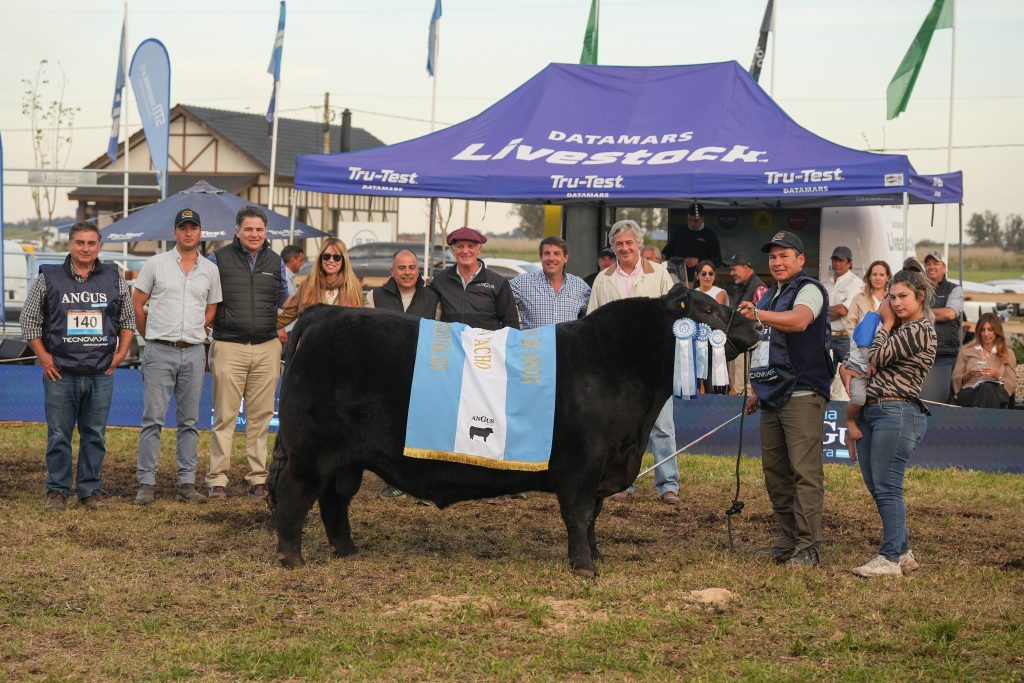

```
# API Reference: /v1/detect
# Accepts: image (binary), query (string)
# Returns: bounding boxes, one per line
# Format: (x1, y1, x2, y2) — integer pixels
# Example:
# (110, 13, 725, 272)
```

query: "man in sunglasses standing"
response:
(206, 206, 289, 500)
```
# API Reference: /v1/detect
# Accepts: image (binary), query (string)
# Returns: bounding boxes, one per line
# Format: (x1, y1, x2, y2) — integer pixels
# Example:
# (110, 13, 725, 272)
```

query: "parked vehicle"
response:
(480, 258, 542, 279)
(984, 276, 1024, 315)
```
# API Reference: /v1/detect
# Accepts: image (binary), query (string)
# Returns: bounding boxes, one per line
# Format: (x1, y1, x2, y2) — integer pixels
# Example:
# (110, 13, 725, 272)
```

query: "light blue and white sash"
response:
(404, 319, 557, 471)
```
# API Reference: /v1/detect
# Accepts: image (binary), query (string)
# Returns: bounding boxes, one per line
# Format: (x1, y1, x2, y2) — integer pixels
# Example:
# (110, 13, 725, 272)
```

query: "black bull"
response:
(270, 284, 761, 577)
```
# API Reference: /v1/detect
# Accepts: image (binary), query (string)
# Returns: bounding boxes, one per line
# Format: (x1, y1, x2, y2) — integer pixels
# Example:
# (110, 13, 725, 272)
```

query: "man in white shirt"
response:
(587, 220, 680, 505)
(824, 246, 860, 362)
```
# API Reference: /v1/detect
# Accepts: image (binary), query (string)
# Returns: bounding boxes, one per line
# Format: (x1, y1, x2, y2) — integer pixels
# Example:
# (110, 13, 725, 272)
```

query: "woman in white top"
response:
(693, 259, 728, 305)
(847, 260, 892, 329)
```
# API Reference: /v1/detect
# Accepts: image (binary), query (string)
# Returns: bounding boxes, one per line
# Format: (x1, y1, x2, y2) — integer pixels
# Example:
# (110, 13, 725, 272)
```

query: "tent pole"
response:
(901, 192, 910, 260)
(426, 198, 437, 280)
(288, 189, 297, 242)
(957, 202, 964, 286)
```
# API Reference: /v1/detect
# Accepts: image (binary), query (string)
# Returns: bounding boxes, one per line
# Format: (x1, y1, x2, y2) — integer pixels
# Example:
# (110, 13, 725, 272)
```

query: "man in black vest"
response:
(920, 250, 963, 403)
(206, 206, 288, 500)
(726, 253, 767, 395)
(739, 231, 833, 567)
(366, 248, 440, 499)
(21, 221, 136, 511)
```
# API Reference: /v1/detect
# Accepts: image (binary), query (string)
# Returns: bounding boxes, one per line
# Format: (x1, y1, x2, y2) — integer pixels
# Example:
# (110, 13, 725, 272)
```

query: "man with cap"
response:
(738, 230, 834, 567)
(662, 200, 722, 286)
(920, 250, 963, 403)
(132, 209, 223, 505)
(21, 221, 136, 511)
(587, 219, 681, 505)
(429, 226, 519, 331)
(206, 205, 290, 500)
(824, 246, 861, 362)
(726, 253, 767, 395)
(509, 236, 590, 329)
(584, 247, 616, 288)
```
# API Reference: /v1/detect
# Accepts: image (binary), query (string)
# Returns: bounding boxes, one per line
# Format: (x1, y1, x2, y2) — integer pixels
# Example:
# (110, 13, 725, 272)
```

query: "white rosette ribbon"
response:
(673, 319, 698, 400)
(695, 323, 711, 380)
(709, 329, 729, 389)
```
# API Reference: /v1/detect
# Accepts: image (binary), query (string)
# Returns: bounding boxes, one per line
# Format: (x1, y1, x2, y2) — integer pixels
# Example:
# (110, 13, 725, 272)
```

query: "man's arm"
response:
(26, 337, 61, 381)
(204, 304, 218, 329)
(107, 327, 135, 374)
(933, 285, 963, 322)
(132, 288, 151, 339)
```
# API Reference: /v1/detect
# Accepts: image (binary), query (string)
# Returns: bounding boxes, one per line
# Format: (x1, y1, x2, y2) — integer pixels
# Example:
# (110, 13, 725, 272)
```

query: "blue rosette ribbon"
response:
(672, 318, 698, 399)
(695, 323, 711, 380)
(709, 329, 729, 389)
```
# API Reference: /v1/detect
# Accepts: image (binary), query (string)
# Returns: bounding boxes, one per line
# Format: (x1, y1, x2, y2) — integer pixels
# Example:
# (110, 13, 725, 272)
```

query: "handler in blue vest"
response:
(206, 205, 289, 500)
(21, 221, 136, 511)
(738, 230, 834, 567)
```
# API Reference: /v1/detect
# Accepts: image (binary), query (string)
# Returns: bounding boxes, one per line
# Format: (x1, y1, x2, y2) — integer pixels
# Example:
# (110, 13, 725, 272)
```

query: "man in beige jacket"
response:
(587, 220, 680, 504)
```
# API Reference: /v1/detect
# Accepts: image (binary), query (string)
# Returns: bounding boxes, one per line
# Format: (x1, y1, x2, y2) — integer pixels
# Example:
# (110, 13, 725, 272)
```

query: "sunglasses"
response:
(320, 253, 344, 263)
(699, 271, 715, 277)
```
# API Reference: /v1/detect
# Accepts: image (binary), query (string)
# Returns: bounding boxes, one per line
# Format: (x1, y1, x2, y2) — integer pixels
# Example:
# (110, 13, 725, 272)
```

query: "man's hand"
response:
(737, 302, 757, 321)
(278, 328, 288, 345)
(744, 394, 758, 415)
(39, 351, 62, 381)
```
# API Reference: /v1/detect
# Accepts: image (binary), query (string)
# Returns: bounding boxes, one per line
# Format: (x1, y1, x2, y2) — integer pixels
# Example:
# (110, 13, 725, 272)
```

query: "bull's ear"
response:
(665, 282, 690, 314)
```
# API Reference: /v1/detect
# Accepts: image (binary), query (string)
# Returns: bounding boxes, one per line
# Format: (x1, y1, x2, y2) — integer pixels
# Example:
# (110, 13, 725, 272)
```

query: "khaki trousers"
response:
(206, 338, 281, 488)
(759, 393, 827, 551)
(728, 352, 752, 396)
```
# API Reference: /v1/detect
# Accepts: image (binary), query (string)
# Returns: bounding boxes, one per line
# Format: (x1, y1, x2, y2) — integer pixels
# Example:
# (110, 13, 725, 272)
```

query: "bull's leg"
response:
(556, 491, 598, 578)
(320, 468, 363, 558)
(588, 497, 604, 562)
(274, 465, 318, 569)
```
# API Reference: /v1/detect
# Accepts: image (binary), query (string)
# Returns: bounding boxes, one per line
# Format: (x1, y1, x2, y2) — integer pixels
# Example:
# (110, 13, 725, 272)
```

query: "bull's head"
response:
(663, 284, 761, 360)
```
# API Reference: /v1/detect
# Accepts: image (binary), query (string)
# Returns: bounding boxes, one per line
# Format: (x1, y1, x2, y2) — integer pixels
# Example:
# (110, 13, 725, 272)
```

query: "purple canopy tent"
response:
(294, 61, 962, 208)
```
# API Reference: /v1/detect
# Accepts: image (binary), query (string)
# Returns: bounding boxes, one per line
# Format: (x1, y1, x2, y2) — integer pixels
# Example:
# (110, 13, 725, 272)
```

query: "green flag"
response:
(580, 0, 599, 65)
(886, 0, 953, 120)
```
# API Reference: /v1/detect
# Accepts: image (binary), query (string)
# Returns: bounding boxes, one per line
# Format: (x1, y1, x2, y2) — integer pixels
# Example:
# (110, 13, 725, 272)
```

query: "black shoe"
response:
(377, 487, 405, 499)
(784, 546, 821, 568)
(756, 546, 796, 564)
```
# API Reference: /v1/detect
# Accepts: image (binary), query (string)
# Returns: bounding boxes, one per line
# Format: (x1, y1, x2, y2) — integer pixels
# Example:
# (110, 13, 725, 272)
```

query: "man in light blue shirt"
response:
(509, 236, 590, 329)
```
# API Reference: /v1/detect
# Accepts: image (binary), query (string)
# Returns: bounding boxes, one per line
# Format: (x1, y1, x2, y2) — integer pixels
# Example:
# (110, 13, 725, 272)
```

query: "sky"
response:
(1, 0, 1022, 243)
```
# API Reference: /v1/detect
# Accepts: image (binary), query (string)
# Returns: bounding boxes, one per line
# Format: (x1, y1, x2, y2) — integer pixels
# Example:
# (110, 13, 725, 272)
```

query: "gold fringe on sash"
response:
(404, 447, 550, 472)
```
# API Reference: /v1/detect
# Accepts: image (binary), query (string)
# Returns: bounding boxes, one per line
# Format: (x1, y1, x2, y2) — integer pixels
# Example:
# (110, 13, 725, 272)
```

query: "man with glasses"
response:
(132, 209, 222, 505)
(206, 206, 289, 500)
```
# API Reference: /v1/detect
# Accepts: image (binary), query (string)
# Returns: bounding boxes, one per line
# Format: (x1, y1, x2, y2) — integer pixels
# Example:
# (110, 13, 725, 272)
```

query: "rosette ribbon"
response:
(709, 329, 729, 389)
(673, 319, 698, 399)
(695, 323, 711, 379)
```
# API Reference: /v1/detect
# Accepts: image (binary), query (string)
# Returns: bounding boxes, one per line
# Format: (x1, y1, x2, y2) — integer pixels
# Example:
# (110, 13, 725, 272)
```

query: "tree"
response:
(615, 207, 666, 233)
(510, 204, 545, 238)
(21, 59, 79, 243)
(966, 211, 1001, 247)
(1003, 214, 1024, 252)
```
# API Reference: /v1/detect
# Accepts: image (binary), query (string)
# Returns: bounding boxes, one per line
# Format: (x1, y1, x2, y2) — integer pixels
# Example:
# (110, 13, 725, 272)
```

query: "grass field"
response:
(1, 424, 1022, 680)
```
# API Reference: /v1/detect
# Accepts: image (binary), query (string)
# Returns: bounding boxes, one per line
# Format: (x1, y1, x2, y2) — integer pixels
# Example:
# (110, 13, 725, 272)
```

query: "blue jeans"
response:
(626, 398, 679, 496)
(136, 343, 207, 486)
(43, 373, 115, 498)
(857, 401, 928, 561)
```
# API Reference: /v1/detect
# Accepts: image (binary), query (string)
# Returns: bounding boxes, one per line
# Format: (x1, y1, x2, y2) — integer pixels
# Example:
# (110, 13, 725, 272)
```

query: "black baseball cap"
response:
(174, 208, 201, 228)
(687, 200, 705, 217)
(598, 247, 615, 259)
(727, 253, 754, 267)
(761, 230, 805, 254)
(831, 246, 853, 261)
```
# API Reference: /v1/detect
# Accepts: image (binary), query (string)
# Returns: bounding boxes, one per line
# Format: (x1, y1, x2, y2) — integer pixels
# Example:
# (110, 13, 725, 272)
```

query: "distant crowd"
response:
(24, 199, 1016, 579)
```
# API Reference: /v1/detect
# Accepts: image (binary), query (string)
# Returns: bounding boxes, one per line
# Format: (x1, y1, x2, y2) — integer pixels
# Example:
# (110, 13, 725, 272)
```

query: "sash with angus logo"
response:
(404, 319, 556, 471)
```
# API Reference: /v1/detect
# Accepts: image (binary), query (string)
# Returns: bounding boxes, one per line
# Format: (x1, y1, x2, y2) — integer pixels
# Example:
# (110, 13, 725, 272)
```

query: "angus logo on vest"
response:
(61, 292, 109, 305)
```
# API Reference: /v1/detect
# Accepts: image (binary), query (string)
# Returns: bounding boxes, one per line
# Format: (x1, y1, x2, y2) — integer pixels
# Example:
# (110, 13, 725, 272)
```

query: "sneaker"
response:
(756, 546, 796, 564)
(134, 484, 156, 506)
(899, 549, 920, 573)
(79, 493, 106, 510)
(377, 486, 405, 499)
(852, 554, 903, 578)
(208, 486, 228, 500)
(44, 490, 67, 512)
(784, 546, 821, 568)
(247, 484, 269, 500)
(176, 484, 207, 503)
(660, 491, 680, 505)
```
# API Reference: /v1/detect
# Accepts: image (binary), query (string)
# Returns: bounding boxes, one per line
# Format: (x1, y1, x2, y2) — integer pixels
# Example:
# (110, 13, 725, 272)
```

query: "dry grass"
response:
(0, 423, 1022, 681)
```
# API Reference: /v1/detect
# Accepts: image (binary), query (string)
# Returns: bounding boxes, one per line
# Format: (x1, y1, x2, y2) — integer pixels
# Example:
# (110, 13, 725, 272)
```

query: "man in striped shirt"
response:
(509, 236, 590, 329)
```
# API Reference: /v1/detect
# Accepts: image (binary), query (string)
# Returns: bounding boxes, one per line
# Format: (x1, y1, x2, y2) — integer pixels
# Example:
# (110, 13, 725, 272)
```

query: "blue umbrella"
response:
(100, 180, 326, 243)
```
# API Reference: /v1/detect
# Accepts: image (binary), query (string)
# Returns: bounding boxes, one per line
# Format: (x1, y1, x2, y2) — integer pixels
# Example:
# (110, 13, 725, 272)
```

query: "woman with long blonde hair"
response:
(277, 238, 362, 330)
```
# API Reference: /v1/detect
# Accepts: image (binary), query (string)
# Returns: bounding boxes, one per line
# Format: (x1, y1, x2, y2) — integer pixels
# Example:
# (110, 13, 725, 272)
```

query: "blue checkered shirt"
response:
(509, 271, 591, 329)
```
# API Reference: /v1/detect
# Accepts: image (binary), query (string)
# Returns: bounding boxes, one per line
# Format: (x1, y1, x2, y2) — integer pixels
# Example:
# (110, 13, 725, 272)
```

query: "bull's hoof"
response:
(277, 551, 305, 569)
(571, 565, 598, 579)
(331, 545, 358, 559)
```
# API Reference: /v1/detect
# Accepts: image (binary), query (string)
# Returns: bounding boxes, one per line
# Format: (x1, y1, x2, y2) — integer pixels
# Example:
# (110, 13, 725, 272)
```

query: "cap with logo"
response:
(687, 200, 705, 217)
(728, 253, 754, 267)
(174, 208, 201, 228)
(830, 246, 853, 262)
(923, 250, 945, 264)
(446, 226, 487, 245)
(761, 230, 805, 254)
(903, 256, 924, 273)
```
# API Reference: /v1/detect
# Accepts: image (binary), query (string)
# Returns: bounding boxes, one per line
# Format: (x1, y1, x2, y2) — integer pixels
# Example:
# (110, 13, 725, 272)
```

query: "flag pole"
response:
(266, 1, 285, 214)
(943, 0, 956, 257)
(425, 0, 441, 279)
(268, 82, 280, 213)
(769, 0, 777, 97)
(121, 0, 130, 256)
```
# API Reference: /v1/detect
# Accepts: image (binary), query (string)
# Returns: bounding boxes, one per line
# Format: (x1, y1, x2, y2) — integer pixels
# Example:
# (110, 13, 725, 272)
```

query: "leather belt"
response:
(832, 331, 850, 337)
(865, 396, 908, 405)
(150, 339, 198, 349)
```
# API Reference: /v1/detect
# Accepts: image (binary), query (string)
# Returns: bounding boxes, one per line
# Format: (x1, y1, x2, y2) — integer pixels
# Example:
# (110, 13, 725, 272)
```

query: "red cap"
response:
(446, 226, 487, 245)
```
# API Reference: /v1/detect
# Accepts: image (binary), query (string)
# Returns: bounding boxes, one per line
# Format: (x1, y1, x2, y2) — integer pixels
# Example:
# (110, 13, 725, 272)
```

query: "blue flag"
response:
(426, 0, 442, 76)
(129, 39, 171, 197)
(106, 17, 126, 164)
(266, 1, 286, 123)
